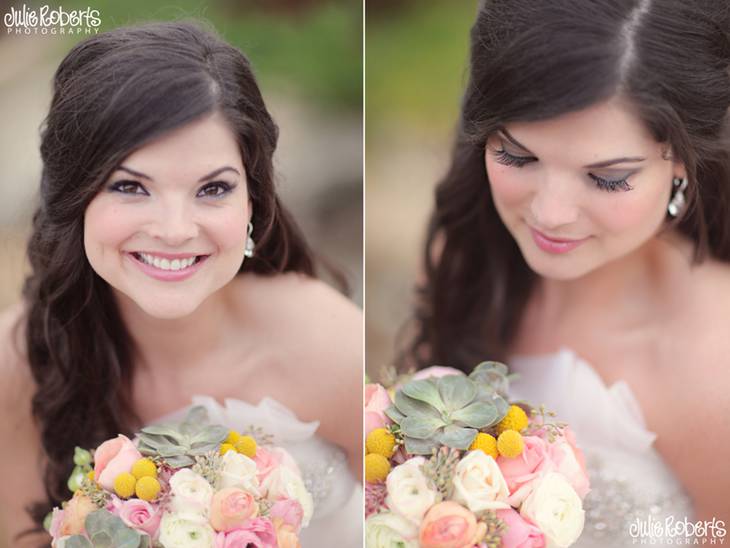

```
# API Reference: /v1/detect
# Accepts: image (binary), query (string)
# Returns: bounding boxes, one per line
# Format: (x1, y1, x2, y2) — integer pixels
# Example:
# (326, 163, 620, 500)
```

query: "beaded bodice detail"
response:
(508, 349, 694, 547)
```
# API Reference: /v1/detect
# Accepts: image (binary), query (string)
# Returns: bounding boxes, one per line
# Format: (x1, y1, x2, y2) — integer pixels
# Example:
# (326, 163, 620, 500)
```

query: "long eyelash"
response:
(493, 149, 536, 168)
(109, 181, 147, 195)
(589, 174, 634, 192)
(198, 181, 236, 198)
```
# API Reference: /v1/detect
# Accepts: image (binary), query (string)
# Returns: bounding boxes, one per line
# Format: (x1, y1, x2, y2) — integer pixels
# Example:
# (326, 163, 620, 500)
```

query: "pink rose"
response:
(58, 493, 96, 536)
(547, 428, 590, 499)
(210, 487, 259, 532)
(411, 366, 465, 381)
(272, 518, 301, 548)
(214, 517, 277, 548)
(497, 436, 555, 507)
(116, 498, 161, 539)
(269, 499, 304, 531)
(253, 446, 282, 483)
(49, 508, 65, 539)
(496, 508, 546, 548)
(365, 383, 392, 436)
(419, 501, 486, 548)
(93, 435, 143, 491)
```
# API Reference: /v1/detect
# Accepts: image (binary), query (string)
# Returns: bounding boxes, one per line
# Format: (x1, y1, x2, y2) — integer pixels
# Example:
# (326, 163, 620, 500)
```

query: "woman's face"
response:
(485, 96, 685, 281)
(84, 111, 250, 319)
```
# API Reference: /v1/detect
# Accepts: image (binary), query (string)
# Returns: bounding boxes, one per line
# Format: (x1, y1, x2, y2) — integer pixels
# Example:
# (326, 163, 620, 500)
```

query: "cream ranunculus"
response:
(452, 450, 511, 513)
(385, 457, 439, 524)
(168, 469, 214, 516)
(219, 450, 261, 496)
(261, 466, 314, 527)
(365, 511, 419, 548)
(158, 512, 216, 548)
(520, 472, 585, 547)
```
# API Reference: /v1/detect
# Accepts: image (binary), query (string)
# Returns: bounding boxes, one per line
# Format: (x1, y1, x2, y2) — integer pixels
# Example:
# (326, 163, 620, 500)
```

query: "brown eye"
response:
(110, 181, 148, 195)
(197, 182, 233, 198)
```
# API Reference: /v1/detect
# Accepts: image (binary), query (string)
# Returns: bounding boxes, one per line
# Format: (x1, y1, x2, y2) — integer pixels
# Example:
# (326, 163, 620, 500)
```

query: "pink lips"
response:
(126, 252, 209, 282)
(529, 227, 590, 254)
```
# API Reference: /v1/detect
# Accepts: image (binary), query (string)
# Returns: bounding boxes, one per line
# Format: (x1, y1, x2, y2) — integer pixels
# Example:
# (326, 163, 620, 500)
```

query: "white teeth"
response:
(137, 253, 198, 271)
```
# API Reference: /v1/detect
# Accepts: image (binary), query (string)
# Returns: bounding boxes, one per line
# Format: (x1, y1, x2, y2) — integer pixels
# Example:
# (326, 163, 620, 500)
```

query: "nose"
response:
(146, 198, 199, 246)
(529, 176, 580, 230)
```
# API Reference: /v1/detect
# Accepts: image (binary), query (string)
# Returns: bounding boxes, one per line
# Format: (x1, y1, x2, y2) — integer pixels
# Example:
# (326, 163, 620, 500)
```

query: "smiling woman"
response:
(0, 20, 362, 548)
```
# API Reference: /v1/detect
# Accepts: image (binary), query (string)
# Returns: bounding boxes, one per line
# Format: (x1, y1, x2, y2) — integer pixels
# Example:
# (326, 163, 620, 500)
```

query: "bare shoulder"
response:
(0, 303, 48, 546)
(655, 260, 730, 522)
(230, 273, 363, 476)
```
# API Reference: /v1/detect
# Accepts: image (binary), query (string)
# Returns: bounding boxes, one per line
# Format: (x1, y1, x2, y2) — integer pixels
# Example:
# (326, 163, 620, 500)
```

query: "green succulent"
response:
(136, 406, 228, 468)
(64, 510, 149, 548)
(385, 362, 512, 454)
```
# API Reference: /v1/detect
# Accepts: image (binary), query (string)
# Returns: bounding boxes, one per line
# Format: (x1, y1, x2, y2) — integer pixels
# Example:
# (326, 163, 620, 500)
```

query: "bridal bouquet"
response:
(47, 407, 312, 548)
(365, 362, 590, 548)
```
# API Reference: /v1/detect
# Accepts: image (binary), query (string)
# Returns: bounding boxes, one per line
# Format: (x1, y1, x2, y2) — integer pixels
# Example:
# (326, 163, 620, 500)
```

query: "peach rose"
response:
(547, 429, 590, 499)
(209, 487, 259, 532)
(58, 493, 97, 536)
(273, 517, 302, 548)
(93, 434, 143, 491)
(419, 502, 486, 548)
(365, 383, 392, 436)
(496, 508, 546, 548)
(497, 436, 555, 507)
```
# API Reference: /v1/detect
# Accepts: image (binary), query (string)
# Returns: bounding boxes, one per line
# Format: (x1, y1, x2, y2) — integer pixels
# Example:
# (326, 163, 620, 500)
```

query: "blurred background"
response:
(366, 0, 477, 378)
(0, 0, 363, 321)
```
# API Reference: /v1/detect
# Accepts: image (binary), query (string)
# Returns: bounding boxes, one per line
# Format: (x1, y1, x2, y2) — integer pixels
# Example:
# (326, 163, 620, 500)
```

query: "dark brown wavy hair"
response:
(404, 0, 730, 371)
(16, 20, 322, 543)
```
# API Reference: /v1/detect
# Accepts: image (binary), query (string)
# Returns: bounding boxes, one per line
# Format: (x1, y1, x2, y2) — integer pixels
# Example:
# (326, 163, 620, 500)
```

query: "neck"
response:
(114, 285, 234, 372)
(533, 230, 694, 331)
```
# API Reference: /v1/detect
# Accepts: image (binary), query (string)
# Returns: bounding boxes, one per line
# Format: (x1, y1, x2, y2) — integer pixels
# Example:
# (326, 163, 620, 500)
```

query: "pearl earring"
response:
(244, 222, 255, 258)
(667, 177, 688, 217)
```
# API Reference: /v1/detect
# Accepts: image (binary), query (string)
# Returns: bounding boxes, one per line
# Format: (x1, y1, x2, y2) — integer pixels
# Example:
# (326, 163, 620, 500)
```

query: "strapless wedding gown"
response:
(152, 395, 362, 548)
(509, 349, 693, 548)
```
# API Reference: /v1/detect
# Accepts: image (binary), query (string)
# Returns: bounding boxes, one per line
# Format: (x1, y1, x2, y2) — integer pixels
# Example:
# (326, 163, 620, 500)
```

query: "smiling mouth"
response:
(130, 252, 209, 272)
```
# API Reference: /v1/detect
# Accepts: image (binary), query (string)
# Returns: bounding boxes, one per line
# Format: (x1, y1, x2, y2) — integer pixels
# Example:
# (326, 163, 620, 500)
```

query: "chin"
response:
(132, 295, 205, 320)
(522, 252, 599, 281)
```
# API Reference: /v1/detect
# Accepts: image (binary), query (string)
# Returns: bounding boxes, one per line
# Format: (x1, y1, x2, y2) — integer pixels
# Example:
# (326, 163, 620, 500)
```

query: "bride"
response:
(401, 0, 730, 545)
(0, 21, 362, 547)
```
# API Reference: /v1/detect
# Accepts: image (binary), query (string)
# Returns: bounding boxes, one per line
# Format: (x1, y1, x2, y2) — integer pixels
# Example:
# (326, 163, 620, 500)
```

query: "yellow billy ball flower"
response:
(497, 429, 525, 458)
(234, 435, 257, 458)
(365, 453, 391, 483)
(219, 443, 236, 456)
(496, 405, 529, 434)
(131, 458, 157, 480)
(469, 433, 498, 458)
(366, 428, 396, 458)
(86, 470, 96, 482)
(113, 472, 137, 499)
(226, 430, 241, 445)
(135, 476, 161, 501)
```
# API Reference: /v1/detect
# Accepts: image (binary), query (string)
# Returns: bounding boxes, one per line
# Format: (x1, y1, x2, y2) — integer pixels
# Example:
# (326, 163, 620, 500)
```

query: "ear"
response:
(662, 145, 687, 180)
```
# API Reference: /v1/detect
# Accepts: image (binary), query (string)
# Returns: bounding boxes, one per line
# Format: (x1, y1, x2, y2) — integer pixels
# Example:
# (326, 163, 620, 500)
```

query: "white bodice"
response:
(509, 349, 693, 547)
(153, 395, 362, 548)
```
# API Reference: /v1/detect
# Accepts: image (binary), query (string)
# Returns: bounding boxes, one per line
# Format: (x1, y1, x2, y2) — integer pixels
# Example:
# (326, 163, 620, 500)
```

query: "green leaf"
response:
(188, 443, 220, 456)
(399, 416, 445, 439)
(450, 401, 498, 428)
(384, 405, 405, 424)
(66, 536, 93, 548)
(138, 424, 182, 438)
(394, 391, 441, 419)
(190, 425, 228, 446)
(402, 379, 446, 412)
(89, 531, 113, 548)
(155, 444, 188, 457)
(437, 425, 477, 450)
(404, 436, 439, 455)
(166, 455, 195, 468)
(437, 376, 476, 412)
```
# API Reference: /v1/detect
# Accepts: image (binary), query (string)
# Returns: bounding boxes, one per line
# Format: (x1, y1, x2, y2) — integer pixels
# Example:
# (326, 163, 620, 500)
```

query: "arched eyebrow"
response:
(497, 127, 646, 168)
(114, 165, 241, 182)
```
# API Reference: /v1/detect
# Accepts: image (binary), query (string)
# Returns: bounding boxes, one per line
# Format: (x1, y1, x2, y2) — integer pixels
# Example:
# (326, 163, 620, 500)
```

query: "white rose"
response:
(452, 450, 511, 513)
(365, 511, 419, 548)
(219, 450, 261, 495)
(158, 512, 216, 548)
(168, 469, 214, 516)
(520, 472, 585, 547)
(384, 457, 438, 524)
(261, 465, 314, 527)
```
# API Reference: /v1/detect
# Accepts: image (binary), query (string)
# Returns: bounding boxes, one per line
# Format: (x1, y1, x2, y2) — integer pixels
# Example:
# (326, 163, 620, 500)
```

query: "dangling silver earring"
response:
(667, 177, 688, 217)
(244, 222, 255, 258)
